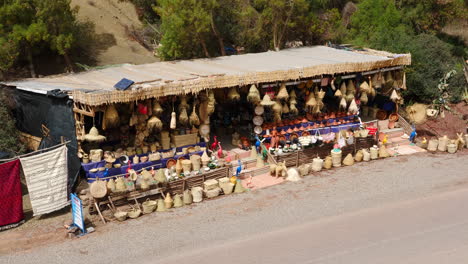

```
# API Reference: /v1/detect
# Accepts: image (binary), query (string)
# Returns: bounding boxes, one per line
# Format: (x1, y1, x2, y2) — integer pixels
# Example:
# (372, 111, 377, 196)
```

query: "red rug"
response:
(0, 159, 24, 230)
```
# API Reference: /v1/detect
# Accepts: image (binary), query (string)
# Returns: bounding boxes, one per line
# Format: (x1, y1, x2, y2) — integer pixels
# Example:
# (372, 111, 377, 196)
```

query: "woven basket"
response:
(311, 157, 323, 172)
(447, 143, 457, 154)
(331, 149, 342, 167)
(370, 147, 379, 160)
(128, 209, 141, 219)
(142, 199, 157, 214)
(171, 133, 198, 148)
(437, 136, 449, 152)
(114, 211, 128, 222)
(427, 139, 438, 151)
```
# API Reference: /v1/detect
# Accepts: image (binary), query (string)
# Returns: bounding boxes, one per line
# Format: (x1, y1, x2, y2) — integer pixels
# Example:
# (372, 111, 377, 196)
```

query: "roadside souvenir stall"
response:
(3, 46, 411, 222)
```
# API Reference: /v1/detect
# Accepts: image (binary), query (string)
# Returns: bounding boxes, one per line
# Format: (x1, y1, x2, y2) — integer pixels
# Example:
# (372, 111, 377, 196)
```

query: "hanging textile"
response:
(0, 159, 24, 230)
(21, 146, 69, 216)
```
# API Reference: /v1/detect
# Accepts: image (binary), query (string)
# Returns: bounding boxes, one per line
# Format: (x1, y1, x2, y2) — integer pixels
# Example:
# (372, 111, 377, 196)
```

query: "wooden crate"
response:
(171, 133, 198, 147)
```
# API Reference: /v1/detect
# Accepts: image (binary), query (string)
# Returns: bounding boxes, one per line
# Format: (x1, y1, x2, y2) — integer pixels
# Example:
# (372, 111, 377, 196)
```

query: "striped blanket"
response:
(21, 145, 69, 216)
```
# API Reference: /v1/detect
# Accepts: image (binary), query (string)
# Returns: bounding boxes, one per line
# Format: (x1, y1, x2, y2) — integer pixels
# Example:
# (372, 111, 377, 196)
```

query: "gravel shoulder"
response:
(1, 151, 467, 264)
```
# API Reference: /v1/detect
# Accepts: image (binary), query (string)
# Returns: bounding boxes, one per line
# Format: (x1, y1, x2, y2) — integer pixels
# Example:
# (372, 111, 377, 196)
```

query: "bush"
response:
(0, 89, 25, 156)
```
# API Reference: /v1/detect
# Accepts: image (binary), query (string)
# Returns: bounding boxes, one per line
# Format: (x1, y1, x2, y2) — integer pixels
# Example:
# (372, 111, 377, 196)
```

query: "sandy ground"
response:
(0, 150, 467, 263)
(71, 0, 158, 65)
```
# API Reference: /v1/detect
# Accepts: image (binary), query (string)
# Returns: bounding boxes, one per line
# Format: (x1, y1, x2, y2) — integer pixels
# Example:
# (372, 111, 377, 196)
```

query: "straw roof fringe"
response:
(48, 49, 409, 106)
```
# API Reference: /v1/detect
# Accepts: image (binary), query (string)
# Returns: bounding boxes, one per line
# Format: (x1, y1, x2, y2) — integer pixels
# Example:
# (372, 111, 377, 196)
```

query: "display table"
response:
(83, 142, 207, 182)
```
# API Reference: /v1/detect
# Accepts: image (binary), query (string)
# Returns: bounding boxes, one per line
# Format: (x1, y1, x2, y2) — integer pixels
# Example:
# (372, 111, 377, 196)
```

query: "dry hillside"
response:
(71, 0, 158, 66)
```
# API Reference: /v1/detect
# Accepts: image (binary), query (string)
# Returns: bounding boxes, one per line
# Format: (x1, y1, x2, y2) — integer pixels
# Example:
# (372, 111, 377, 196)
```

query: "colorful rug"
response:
(0, 159, 24, 230)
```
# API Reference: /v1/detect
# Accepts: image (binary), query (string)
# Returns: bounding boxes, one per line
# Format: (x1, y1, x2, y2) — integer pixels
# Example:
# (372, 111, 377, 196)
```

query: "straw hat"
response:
(152, 100, 163, 116)
(260, 94, 275, 106)
(360, 92, 368, 104)
(282, 103, 290, 114)
(390, 89, 401, 102)
(276, 83, 289, 100)
(247, 84, 261, 104)
(406, 103, 427, 124)
(272, 100, 282, 113)
(84, 126, 106, 142)
(340, 82, 347, 95)
(339, 97, 347, 110)
(89, 178, 107, 198)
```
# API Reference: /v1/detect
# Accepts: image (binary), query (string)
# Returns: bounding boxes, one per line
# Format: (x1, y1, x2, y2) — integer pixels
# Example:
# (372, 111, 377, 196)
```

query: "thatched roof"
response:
(6, 46, 410, 106)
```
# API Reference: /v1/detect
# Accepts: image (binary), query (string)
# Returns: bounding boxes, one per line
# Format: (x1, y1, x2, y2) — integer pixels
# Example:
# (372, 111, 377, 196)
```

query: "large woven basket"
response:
(171, 133, 198, 147)
(142, 199, 157, 214)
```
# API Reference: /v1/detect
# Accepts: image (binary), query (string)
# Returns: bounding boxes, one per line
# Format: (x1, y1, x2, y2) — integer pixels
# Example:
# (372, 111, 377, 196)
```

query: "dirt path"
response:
(1, 151, 467, 263)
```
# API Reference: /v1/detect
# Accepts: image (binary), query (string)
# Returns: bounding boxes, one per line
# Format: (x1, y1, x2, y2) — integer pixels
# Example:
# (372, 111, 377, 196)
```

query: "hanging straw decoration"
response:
(274, 113, 282, 122)
(390, 89, 401, 102)
(276, 82, 289, 100)
(227, 87, 240, 101)
(359, 80, 370, 94)
(207, 90, 216, 115)
(290, 103, 298, 115)
(147, 116, 163, 131)
(348, 99, 358, 114)
(282, 103, 290, 114)
(339, 97, 347, 110)
(260, 94, 275, 106)
(178, 95, 189, 112)
(290, 89, 297, 99)
(385, 71, 394, 84)
(360, 92, 368, 104)
(102, 104, 120, 130)
(345, 93, 355, 103)
(272, 100, 282, 113)
(334, 89, 342, 98)
(152, 100, 163, 116)
(189, 104, 200, 126)
(317, 89, 326, 100)
(346, 80, 356, 94)
(179, 107, 189, 126)
(372, 73, 381, 89)
(305, 94, 317, 108)
(247, 84, 261, 104)
(401, 72, 407, 90)
(170, 101, 176, 129)
(330, 78, 336, 91)
(340, 82, 347, 95)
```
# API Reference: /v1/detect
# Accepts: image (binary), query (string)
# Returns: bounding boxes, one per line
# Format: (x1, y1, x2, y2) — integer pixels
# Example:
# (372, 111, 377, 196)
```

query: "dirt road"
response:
(1, 152, 467, 263)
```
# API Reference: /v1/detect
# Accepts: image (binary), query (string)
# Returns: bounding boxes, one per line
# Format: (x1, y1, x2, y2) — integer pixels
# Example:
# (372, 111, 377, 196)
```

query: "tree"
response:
(253, 0, 310, 51)
(0, 0, 85, 77)
(155, 0, 215, 60)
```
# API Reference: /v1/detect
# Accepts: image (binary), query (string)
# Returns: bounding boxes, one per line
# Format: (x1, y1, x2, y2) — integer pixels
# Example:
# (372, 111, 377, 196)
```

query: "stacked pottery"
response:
(362, 149, 371, 161)
(201, 151, 210, 168)
(181, 160, 192, 175)
(370, 146, 379, 160)
(331, 149, 342, 167)
(190, 155, 201, 171)
(438, 136, 449, 152)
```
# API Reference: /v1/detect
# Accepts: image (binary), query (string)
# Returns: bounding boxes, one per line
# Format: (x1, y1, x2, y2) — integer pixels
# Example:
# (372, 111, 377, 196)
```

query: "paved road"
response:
(156, 187, 468, 264)
(1, 152, 468, 264)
